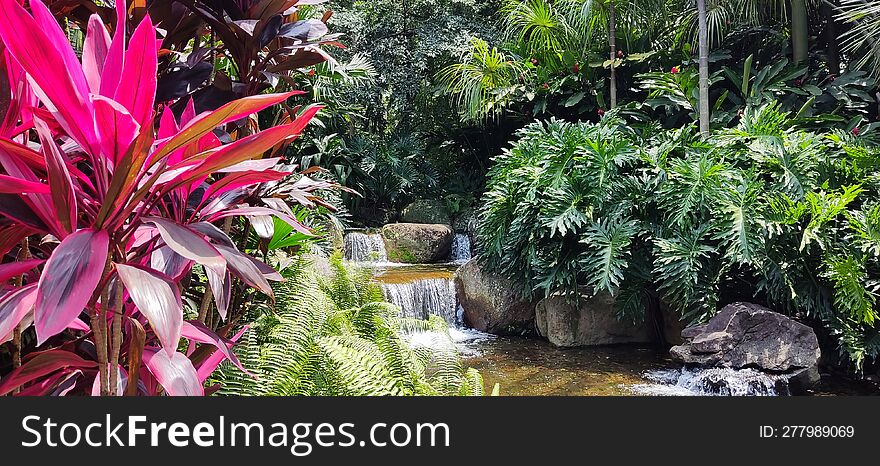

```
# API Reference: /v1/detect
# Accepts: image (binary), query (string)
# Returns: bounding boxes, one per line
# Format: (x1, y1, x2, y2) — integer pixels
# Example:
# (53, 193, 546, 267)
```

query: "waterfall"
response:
(344, 232, 387, 262)
(449, 233, 471, 263)
(381, 278, 458, 325)
(630, 367, 784, 396)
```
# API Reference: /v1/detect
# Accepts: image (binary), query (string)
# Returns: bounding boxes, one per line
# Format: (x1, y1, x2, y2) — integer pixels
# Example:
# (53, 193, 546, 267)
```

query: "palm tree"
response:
(837, 0, 880, 78)
(608, 0, 618, 108)
(791, 0, 809, 64)
(697, 0, 710, 133)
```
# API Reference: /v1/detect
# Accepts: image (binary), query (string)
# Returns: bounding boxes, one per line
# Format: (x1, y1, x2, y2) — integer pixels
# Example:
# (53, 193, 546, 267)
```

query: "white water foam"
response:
(449, 233, 472, 263)
(629, 367, 783, 396)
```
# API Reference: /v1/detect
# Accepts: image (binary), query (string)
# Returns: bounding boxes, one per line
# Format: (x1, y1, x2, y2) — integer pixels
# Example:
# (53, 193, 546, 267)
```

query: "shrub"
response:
(477, 104, 880, 370)
(0, 0, 325, 395)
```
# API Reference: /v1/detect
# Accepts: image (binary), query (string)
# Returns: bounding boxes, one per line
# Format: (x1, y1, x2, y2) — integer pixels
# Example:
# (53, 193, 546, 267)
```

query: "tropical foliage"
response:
(477, 106, 880, 370)
(0, 0, 335, 396)
(214, 255, 485, 395)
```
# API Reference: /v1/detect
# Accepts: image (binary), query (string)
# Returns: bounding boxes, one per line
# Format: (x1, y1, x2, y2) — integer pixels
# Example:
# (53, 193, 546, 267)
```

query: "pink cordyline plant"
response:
(0, 0, 323, 395)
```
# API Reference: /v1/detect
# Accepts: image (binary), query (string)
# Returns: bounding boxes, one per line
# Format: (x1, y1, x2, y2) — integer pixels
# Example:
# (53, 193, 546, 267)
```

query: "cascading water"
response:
(343, 232, 387, 262)
(449, 233, 472, 263)
(381, 278, 458, 325)
(629, 367, 784, 396)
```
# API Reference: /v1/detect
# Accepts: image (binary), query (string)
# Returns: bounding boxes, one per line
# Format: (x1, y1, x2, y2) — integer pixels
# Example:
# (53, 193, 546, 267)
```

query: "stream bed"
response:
(347, 232, 877, 396)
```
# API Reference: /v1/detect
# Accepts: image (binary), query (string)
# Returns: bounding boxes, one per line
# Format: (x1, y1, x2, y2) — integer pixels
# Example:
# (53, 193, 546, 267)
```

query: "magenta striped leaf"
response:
(144, 217, 226, 269)
(113, 14, 157, 130)
(196, 325, 248, 382)
(152, 92, 301, 162)
(181, 321, 249, 374)
(0, 0, 99, 156)
(36, 121, 77, 235)
(205, 267, 231, 320)
(142, 348, 204, 396)
(215, 245, 273, 297)
(0, 284, 37, 344)
(0, 258, 44, 284)
(115, 264, 183, 355)
(34, 228, 109, 345)
(0, 175, 50, 194)
(82, 14, 111, 94)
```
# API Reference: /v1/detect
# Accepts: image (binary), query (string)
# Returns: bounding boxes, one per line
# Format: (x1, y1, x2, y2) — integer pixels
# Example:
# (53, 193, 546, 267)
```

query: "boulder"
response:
(535, 294, 651, 347)
(400, 199, 451, 225)
(670, 302, 820, 388)
(454, 259, 536, 335)
(381, 223, 453, 263)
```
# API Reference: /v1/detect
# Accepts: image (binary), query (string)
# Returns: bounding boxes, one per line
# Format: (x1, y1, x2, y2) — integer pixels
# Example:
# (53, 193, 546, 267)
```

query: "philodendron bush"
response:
(477, 104, 880, 371)
(0, 0, 325, 396)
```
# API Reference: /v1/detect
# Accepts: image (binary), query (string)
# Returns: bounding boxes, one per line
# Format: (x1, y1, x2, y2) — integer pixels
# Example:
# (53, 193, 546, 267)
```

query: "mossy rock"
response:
(381, 223, 453, 263)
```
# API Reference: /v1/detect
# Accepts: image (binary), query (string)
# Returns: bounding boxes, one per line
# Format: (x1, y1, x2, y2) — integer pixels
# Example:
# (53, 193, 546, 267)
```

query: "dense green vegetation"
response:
(478, 105, 880, 369)
(1, 0, 880, 397)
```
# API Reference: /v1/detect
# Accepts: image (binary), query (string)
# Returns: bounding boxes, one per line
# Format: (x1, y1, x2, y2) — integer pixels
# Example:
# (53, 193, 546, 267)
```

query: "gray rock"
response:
(454, 259, 536, 335)
(535, 294, 651, 347)
(452, 206, 478, 236)
(381, 223, 453, 263)
(400, 199, 451, 225)
(670, 302, 820, 385)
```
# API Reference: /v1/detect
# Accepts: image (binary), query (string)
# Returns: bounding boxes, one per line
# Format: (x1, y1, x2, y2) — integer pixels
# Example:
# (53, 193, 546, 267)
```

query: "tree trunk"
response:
(823, 1, 840, 75)
(791, 0, 809, 64)
(608, 0, 617, 109)
(697, 0, 710, 134)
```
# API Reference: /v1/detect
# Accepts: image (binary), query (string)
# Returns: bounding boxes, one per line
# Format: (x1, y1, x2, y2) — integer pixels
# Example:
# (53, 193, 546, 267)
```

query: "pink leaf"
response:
(92, 95, 140, 164)
(0, 284, 37, 343)
(142, 348, 204, 396)
(15, 369, 81, 396)
(67, 317, 90, 332)
(152, 92, 301, 161)
(34, 229, 109, 345)
(205, 267, 231, 320)
(211, 206, 312, 235)
(100, 0, 127, 97)
(202, 170, 290, 204)
(181, 321, 250, 374)
(82, 13, 111, 94)
(169, 107, 321, 188)
(113, 14, 157, 129)
(0, 175, 50, 194)
(0, 258, 44, 284)
(0, 349, 97, 396)
(215, 245, 273, 298)
(35, 120, 77, 235)
(144, 217, 226, 270)
(0, 0, 99, 156)
(115, 264, 183, 356)
(196, 325, 248, 382)
(150, 246, 193, 281)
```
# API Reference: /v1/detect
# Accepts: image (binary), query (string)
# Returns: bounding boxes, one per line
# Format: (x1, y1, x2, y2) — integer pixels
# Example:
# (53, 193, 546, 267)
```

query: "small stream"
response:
(344, 232, 877, 396)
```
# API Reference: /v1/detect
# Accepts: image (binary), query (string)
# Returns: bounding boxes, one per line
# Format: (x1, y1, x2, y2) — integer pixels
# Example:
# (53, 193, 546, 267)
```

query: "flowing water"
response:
(343, 232, 387, 262)
(374, 264, 460, 324)
(449, 233, 472, 263)
(343, 237, 876, 396)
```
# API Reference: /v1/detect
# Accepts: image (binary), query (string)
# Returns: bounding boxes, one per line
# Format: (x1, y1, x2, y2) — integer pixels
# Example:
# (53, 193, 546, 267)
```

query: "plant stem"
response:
(125, 318, 146, 396)
(10, 237, 30, 394)
(96, 260, 111, 396)
(109, 278, 123, 395)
